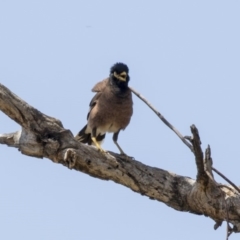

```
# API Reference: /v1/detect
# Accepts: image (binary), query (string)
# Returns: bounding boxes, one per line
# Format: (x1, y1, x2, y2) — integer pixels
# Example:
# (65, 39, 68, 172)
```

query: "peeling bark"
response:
(0, 83, 240, 235)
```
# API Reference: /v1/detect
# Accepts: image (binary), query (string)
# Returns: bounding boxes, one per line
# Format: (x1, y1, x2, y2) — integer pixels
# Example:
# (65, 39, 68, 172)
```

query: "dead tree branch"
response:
(1, 83, 240, 235)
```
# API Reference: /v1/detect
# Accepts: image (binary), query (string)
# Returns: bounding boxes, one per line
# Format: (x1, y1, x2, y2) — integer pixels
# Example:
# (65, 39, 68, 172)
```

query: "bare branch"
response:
(189, 124, 209, 184)
(129, 86, 193, 151)
(0, 83, 63, 134)
(204, 145, 214, 180)
(0, 131, 20, 148)
(1, 83, 240, 234)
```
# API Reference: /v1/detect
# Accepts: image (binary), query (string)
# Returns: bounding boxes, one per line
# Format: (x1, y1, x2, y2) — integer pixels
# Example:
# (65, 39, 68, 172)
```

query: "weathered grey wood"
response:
(0, 83, 240, 234)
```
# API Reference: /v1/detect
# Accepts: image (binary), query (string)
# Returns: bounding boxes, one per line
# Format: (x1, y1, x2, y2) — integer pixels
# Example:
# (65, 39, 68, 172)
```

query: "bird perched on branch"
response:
(75, 62, 133, 156)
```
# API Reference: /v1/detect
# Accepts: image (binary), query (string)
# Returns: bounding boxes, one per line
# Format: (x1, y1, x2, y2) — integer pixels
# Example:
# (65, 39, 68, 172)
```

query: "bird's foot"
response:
(91, 137, 108, 154)
(95, 145, 110, 155)
(119, 153, 135, 160)
(98, 148, 107, 154)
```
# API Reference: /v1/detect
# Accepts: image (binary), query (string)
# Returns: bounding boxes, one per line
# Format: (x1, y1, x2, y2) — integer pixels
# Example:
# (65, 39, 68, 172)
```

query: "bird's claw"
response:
(97, 147, 108, 155)
(120, 153, 134, 160)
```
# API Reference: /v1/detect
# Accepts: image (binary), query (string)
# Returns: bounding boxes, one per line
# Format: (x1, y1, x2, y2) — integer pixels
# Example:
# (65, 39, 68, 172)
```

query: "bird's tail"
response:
(75, 125, 92, 144)
(75, 125, 105, 145)
(75, 125, 106, 145)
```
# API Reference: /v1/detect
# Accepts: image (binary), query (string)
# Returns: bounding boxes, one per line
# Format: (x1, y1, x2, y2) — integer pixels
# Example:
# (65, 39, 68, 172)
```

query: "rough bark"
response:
(0, 83, 240, 234)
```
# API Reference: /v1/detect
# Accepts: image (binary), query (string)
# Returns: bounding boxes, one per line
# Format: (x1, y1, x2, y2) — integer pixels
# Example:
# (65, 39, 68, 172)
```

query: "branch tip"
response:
(204, 145, 214, 180)
(190, 125, 207, 183)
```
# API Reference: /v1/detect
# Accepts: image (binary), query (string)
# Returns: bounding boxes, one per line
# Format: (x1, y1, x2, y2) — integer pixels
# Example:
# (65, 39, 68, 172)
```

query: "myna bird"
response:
(75, 62, 133, 155)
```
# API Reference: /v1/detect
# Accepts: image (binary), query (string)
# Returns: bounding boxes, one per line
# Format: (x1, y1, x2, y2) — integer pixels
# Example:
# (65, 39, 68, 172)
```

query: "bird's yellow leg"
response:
(91, 137, 107, 153)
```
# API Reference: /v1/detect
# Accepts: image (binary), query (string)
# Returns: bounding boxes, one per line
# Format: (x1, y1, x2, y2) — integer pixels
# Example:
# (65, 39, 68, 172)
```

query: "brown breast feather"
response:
(87, 79, 133, 134)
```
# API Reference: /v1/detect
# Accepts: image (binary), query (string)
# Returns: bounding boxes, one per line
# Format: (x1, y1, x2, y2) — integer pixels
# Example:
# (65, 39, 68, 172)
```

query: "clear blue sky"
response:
(0, 1, 239, 239)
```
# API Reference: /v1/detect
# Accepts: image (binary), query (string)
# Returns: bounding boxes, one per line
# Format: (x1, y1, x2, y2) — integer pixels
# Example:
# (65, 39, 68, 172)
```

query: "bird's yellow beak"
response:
(114, 71, 127, 81)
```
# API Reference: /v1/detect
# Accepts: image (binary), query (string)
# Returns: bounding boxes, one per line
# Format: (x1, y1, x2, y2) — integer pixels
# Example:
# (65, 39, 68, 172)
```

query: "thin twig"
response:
(129, 86, 193, 152)
(212, 167, 240, 194)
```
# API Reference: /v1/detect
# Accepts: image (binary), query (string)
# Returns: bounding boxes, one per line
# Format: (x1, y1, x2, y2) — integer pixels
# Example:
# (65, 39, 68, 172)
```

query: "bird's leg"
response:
(113, 131, 134, 160)
(113, 131, 126, 155)
(92, 137, 106, 153)
(92, 127, 107, 153)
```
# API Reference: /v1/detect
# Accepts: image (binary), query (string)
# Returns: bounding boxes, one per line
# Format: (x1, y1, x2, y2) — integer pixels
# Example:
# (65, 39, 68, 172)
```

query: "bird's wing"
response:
(87, 92, 101, 120)
(91, 78, 108, 92)
(87, 78, 108, 120)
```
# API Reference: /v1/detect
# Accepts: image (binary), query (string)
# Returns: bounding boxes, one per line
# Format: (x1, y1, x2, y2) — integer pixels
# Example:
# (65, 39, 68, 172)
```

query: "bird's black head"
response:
(110, 63, 130, 89)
